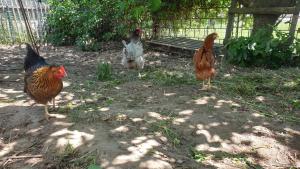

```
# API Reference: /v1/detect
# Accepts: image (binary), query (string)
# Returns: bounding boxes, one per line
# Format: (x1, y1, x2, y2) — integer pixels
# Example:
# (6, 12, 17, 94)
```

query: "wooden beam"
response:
(224, 0, 237, 45)
(229, 7, 296, 14)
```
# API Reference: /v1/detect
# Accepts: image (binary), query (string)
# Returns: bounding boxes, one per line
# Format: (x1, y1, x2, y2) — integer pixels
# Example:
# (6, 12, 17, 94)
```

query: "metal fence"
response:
(141, 7, 299, 44)
(0, 0, 49, 44)
(0, 1, 299, 44)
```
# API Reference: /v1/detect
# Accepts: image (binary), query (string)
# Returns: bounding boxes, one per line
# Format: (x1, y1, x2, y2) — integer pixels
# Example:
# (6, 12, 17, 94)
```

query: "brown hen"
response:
(193, 33, 218, 89)
(24, 44, 67, 120)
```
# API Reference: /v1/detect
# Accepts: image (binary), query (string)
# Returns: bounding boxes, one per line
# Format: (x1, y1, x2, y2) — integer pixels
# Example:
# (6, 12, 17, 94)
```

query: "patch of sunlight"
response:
(256, 96, 265, 102)
(131, 136, 148, 144)
(63, 92, 75, 100)
(284, 127, 300, 135)
(178, 109, 193, 116)
(0, 142, 16, 158)
(25, 158, 43, 166)
(3, 88, 22, 93)
(111, 126, 129, 133)
(131, 117, 143, 122)
(139, 159, 172, 169)
(4, 75, 10, 79)
(214, 99, 240, 108)
(52, 121, 73, 127)
(147, 112, 164, 120)
(63, 81, 71, 87)
(99, 107, 110, 111)
(224, 73, 231, 77)
(197, 124, 204, 129)
(27, 127, 43, 134)
(253, 126, 273, 136)
(15, 94, 24, 98)
(48, 128, 94, 149)
(251, 113, 263, 117)
(284, 81, 297, 87)
(194, 96, 216, 105)
(164, 92, 176, 96)
(112, 139, 160, 165)
(0, 93, 8, 98)
(173, 117, 189, 125)
(196, 129, 223, 143)
(207, 122, 221, 127)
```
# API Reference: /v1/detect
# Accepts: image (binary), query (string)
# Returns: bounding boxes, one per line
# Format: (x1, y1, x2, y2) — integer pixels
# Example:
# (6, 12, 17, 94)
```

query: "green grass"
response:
(54, 143, 100, 169)
(96, 62, 113, 81)
(190, 149, 263, 169)
(217, 68, 300, 124)
(141, 69, 197, 86)
(190, 149, 207, 162)
(149, 118, 181, 147)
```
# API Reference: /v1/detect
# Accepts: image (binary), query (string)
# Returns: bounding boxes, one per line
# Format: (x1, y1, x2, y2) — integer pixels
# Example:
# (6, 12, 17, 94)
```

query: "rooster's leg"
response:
(45, 104, 50, 121)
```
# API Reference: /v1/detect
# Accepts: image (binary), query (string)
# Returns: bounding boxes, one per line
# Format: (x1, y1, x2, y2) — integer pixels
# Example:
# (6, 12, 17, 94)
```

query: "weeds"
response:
(54, 143, 100, 169)
(150, 118, 181, 147)
(190, 149, 207, 162)
(96, 62, 113, 81)
(142, 69, 197, 86)
(217, 68, 300, 124)
(190, 150, 263, 169)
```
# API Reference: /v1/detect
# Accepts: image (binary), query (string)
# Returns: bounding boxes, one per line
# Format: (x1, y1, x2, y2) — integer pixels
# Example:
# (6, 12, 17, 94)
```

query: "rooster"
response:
(193, 33, 218, 89)
(24, 44, 67, 121)
(121, 28, 144, 69)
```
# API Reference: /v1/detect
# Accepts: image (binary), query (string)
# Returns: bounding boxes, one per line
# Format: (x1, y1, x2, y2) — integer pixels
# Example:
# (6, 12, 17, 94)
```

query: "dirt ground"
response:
(0, 44, 299, 169)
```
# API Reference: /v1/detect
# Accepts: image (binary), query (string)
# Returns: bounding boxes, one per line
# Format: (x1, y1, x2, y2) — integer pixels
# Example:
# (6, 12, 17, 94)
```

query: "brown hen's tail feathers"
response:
(24, 43, 47, 72)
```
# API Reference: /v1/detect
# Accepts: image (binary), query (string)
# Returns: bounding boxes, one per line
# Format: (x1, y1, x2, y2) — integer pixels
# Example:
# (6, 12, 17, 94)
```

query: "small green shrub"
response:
(190, 149, 207, 162)
(76, 35, 100, 51)
(226, 27, 298, 69)
(96, 62, 113, 81)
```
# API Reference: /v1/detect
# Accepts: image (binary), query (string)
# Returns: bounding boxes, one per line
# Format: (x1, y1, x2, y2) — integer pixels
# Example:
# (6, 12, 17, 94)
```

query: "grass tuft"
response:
(96, 62, 113, 81)
(142, 69, 197, 86)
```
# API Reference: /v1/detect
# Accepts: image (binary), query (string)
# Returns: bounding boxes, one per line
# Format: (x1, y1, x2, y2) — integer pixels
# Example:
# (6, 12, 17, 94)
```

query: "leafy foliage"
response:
(226, 27, 300, 68)
(46, 0, 230, 49)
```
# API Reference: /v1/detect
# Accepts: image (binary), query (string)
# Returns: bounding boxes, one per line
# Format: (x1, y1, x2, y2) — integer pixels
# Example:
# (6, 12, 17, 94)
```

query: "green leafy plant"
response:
(46, 0, 231, 50)
(76, 34, 100, 51)
(88, 164, 101, 169)
(226, 27, 299, 68)
(190, 149, 207, 162)
(96, 62, 113, 81)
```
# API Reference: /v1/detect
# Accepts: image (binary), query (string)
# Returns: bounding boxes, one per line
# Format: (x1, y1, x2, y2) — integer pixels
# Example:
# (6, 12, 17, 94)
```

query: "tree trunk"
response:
(252, 14, 279, 36)
(238, 0, 295, 36)
(152, 13, 160, 39)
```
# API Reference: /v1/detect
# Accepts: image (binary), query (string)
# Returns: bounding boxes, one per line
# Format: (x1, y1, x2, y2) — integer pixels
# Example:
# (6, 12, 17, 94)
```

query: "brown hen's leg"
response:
(45, 104, 50, 121)
(201, 80, 206, 90)
(52, 98, 55, 109)
(208, 78, 211, 89)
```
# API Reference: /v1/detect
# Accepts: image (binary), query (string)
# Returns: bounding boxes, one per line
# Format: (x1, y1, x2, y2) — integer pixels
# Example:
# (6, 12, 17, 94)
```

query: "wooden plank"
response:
(11, 0, 20, 41)
(229, 7, 296, 15)
(224, 0, 237, 45)
(147, 40, 196, 51)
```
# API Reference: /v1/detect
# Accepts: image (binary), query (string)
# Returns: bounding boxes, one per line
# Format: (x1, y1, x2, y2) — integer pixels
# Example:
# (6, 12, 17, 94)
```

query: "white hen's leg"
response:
(208, 78, 211, 89)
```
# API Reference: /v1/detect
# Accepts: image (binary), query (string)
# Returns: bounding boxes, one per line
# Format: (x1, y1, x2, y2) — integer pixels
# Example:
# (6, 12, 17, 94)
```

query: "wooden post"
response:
(224, 0, 237, 45)
(288, 1, 300, 45)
